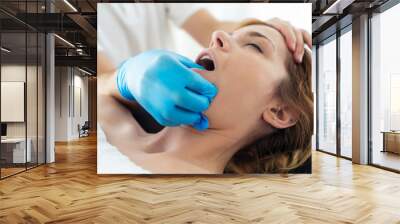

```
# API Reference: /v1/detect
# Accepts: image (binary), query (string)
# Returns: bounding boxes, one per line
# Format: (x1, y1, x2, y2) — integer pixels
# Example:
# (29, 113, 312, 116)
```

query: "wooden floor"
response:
(1, 163, 44, 178)
(0, 135, 400, 223)
(1, 167, 26, 178)
(372, 150, 400, 171)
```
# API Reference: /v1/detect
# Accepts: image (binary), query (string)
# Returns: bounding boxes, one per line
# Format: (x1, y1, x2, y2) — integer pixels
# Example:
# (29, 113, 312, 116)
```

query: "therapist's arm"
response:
(98, 53, 133, 103)
(97, 52, 150, 134)
(181, 9, 312, 62)
(181, 9, 237, 48)
(98, 52, 119, 97)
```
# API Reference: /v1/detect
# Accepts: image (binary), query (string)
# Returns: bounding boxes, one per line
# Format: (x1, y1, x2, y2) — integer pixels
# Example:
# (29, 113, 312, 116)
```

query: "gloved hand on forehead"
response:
(116, 49, 217, 131)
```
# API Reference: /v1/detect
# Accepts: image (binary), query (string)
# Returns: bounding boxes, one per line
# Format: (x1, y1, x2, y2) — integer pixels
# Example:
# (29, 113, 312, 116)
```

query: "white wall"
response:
(1, 64, 46, 163)
(55, 66, 68, 141)
(72, 73, 89, 138)
(1, 65, 37, 138)
(54, 67, 89, 141)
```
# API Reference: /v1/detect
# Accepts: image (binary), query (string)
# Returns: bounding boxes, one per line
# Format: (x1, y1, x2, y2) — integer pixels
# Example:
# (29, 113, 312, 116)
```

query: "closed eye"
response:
(246, 43, 263, 53)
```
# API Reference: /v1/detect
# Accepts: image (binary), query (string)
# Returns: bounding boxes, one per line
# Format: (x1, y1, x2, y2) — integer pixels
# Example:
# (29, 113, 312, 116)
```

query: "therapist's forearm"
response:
(98, 52, 120, 99)
(98, 68, 138, 110)
(182, 9, 238, 47)
(196, 21, 238, 47)
(98, 69, 118, 97)
(98, 64, 149, 139)
(98, 52, 116, 75)
(98, 52, 133, 103)
(215, 21, 239, 34)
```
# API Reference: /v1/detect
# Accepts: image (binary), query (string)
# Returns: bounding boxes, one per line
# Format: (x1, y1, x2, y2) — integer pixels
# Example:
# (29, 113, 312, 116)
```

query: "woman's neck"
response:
(150, 123, 270, 173)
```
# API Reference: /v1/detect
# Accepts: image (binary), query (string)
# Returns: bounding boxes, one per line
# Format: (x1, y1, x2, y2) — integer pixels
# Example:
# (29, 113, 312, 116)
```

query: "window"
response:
(317, 36, 337, 154)
(312, 45, 317, 150)
(339, 28, 352, 158)
(370, 3, 400, 171)
(0, 1, 46, 179)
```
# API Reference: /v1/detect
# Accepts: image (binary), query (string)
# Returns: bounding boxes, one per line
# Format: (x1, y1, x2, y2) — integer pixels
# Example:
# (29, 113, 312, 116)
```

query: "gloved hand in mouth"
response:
(116, 49, 217, 131)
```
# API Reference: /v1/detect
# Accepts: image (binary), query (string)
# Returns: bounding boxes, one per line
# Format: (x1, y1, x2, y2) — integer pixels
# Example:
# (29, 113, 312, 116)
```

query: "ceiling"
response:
(311, 0, 390, 43)
(0, 0, 98, 74)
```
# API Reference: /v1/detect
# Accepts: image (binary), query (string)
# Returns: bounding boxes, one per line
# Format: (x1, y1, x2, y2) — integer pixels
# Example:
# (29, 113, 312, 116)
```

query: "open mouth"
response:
(196, 51, 215, 71)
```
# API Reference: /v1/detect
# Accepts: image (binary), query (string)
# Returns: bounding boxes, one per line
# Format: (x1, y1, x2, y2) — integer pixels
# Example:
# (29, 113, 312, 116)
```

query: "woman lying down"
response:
(98, 19, 313, 174)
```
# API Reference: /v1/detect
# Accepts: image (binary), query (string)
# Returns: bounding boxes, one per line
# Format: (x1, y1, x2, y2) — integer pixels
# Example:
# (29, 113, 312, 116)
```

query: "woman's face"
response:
(194, 24, 291, 133)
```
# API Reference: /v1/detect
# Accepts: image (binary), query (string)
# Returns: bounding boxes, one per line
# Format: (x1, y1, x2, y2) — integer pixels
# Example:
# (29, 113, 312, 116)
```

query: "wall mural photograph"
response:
(97, 3, 313, 174)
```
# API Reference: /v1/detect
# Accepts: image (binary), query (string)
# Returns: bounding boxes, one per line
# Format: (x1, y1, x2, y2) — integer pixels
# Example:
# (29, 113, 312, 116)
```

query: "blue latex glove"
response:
(116, 49, 217, 131)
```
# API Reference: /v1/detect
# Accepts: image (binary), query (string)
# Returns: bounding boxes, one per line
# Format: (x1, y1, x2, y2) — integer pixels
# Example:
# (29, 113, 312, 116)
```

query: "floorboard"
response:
(1, 134, 400, 223)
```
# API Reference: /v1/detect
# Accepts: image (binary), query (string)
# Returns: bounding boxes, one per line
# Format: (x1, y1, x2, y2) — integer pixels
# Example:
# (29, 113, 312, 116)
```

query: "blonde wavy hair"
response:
(225, 19, 313, 174)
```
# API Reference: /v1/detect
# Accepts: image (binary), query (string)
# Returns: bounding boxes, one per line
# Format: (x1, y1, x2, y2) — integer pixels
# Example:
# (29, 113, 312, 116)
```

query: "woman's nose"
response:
(210, 31, 231, 52)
